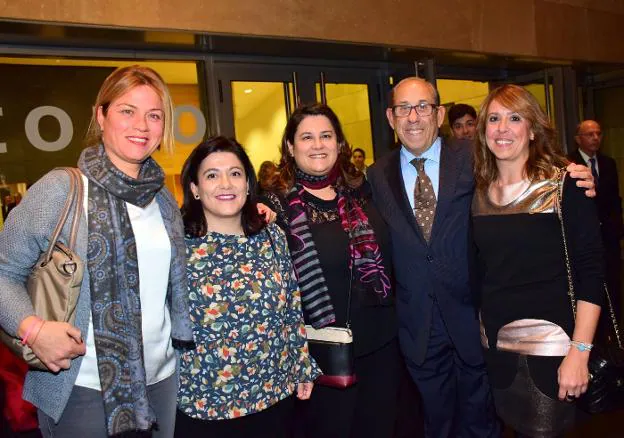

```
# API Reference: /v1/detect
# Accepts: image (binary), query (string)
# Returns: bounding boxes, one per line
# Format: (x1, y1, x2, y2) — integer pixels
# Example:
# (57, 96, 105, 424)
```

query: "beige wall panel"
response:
(543, 0, 624, 14)
(2, 0, 624, 62)
(535, 0, 590, 60)
(473, 0, 537, 56)
(368, 0, 475, 51)
(587, 8, 624, 62)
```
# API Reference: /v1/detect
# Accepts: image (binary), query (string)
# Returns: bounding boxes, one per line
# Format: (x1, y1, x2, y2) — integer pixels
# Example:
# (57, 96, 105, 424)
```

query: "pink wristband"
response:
(21, 317, 43, 346)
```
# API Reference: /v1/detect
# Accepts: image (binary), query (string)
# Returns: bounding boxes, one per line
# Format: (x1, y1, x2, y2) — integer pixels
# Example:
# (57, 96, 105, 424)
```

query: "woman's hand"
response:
(557, 348, 590, 401)
(257, 203, 277, 224)
(296, 382, 314, 400)
(22, 318, 86, 373)
(566, 162, 595, 198)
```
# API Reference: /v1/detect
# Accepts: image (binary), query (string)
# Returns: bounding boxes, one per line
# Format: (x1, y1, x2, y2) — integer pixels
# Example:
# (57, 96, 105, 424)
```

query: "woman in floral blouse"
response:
(175, 136, 321, 438)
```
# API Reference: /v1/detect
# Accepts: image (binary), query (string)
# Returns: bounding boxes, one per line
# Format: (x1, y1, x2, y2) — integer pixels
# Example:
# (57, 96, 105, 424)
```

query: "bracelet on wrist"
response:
(20, 317, 43, 346)
(28, 320, 46, 347)
(570, 340, 593, 352)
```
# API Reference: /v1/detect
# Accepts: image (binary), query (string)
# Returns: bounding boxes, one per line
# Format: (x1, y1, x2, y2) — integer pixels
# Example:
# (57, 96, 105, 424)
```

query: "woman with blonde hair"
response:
(472, 84, 603, 437)
(0, 65, 192, 437)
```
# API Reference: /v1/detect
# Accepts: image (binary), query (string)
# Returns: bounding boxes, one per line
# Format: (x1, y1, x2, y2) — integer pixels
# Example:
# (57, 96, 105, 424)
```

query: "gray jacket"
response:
(0, 169, 190, 422)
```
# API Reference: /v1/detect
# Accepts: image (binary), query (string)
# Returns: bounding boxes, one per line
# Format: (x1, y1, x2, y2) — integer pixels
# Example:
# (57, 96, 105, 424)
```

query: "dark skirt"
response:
(492, 354, 574, 438)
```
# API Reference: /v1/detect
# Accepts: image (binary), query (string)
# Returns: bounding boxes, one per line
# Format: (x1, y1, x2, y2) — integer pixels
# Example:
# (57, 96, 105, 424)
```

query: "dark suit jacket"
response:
(568, 149, 624, 243)
(367, 138, 483, 367)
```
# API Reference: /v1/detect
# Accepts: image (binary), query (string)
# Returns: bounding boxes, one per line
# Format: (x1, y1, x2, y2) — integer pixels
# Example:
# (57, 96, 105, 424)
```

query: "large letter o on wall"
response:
(25, 106, 74, 152)
(174, 105, 206, 144)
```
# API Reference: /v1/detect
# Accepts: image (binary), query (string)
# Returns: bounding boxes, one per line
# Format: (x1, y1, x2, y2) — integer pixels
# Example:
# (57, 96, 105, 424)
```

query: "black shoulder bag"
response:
(557, 169, 624, 414)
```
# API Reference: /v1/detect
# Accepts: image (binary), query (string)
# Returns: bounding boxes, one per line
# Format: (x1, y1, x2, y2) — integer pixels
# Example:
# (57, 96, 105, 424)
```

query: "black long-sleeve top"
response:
(472, 173, 604, 398)
(261, 182, 397, 358)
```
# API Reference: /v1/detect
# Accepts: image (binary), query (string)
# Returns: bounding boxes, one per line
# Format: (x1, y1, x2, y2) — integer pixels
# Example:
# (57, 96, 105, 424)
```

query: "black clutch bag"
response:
(305, 325, 357, 388)
(304, 234, 358, 389)
(557, 170, 624, 414)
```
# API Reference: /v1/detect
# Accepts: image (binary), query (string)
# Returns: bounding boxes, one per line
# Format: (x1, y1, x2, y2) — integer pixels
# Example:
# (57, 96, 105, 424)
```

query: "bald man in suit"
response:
(569, 120, 623, 322)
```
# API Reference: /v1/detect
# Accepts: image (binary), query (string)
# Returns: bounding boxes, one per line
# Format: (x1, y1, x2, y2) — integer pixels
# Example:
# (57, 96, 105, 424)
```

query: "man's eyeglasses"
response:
(578, 132, 602, 138)
(391, 103, 438, 118)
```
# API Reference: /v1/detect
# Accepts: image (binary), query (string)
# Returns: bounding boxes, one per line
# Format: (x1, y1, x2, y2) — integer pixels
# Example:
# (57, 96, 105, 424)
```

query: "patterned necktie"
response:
(411, 158, 437, 242)
(589, 157, 599, 187)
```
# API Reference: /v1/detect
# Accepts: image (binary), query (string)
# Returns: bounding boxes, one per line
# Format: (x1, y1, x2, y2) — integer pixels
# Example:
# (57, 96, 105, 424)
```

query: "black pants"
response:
(405, 304, 500, 438)
(297, 339, 401, 438)
(174, 396, 294, 438)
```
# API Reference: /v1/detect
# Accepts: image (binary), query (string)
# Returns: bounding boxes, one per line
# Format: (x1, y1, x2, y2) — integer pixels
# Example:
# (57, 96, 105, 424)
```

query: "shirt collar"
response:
(578, 148, 596, 162)
(400, 136, 442, 165)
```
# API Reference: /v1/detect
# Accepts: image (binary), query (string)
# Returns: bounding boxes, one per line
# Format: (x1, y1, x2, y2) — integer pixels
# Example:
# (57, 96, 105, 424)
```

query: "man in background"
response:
(569, 120, 624, 322)
(352, 147, 368, 176)
(448, 104, 477, 141)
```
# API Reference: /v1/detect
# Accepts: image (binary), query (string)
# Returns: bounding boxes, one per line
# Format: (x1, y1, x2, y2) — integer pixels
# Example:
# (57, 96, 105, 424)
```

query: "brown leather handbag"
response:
(0, 167, 84, 370)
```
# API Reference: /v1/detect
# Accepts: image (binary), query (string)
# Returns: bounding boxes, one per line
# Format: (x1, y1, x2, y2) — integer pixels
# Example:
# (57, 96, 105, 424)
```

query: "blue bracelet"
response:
(570, 340, 593, 352)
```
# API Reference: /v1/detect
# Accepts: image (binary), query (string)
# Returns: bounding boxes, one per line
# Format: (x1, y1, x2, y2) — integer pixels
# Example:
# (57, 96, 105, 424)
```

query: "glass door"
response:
(212, 63, 296, 172)
(213, 62, 388, 173)
(313, 67, 386, 170)
(437, 67, 568, 149)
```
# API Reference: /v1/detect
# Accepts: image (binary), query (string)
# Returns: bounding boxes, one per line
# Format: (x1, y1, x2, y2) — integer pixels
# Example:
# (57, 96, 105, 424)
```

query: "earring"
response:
(194, 194, 200, 200)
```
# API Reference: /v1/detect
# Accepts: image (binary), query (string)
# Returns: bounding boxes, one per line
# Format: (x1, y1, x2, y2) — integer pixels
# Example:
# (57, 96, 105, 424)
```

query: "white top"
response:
(75, 176, 176, 390)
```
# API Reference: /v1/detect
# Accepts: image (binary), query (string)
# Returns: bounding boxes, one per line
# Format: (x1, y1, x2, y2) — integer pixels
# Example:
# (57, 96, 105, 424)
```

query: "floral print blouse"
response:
(178, 223, 321, 420)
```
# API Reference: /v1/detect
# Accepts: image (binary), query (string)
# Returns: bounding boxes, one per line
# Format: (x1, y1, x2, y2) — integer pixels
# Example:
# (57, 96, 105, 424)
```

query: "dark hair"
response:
(474, 84, 568, 190)
(181, 136, 265, 237)
(257, 160, 278, 192)
(448, 104, 477, 126)
(352, 148, 366, 158)
(270, 103, 363, 193)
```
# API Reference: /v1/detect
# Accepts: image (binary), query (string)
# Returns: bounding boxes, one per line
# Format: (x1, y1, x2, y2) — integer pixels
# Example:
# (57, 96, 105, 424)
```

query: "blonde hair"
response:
(85, 65, 175, 153)
(474, 84, 567, 190)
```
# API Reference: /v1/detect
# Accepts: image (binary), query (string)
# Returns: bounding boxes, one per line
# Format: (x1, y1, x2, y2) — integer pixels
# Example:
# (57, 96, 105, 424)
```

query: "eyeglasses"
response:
(391, 103, 438, 118)
(578, 132, 602, 138)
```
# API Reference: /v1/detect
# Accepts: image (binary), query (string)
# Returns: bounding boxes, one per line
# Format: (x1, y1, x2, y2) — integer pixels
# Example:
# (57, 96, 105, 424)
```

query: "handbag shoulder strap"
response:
(556, 168, 576, 316)
(66, 168, 84, 250)
(42, 167, 83, 263)
(264, 224, 353, 327)
(556, 167, 623, 348)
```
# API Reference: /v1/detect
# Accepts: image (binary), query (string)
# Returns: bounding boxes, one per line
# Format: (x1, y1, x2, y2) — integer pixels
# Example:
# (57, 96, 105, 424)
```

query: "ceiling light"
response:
(244, 88, 253, 94)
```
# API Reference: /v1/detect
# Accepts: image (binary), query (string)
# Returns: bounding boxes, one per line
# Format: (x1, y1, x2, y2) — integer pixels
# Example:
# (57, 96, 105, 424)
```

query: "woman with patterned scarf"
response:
(0, 65, 193, 438)
(261, 103, 401, 438)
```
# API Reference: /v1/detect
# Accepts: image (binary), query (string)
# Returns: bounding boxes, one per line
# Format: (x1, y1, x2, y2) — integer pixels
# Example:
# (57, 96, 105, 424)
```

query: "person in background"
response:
(448, 103, 477, 141)
(175, 136, 320, 438)
(568, 120, 623, 324)
(0, 65, 193, 438)
(262, 103, 400, 438)
(351, 148, 368, 176)
(258, 160, 279, 194)
(0, 342, 41, 438)
(473, 84, 602, 437)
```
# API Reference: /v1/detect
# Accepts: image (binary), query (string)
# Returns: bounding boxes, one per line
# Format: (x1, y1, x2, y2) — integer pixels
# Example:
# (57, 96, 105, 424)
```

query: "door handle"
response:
(292, 72, 301, 108)
(319, 71, 327, 105)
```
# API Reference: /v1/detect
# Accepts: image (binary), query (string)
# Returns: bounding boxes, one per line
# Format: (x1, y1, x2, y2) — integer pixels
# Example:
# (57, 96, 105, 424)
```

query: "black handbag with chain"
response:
(557, 169, 624, 414)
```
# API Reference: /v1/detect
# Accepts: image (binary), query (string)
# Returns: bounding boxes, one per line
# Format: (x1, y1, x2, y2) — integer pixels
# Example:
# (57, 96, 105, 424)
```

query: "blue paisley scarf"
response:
(78, 145, 190, 436)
